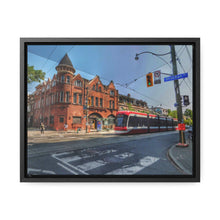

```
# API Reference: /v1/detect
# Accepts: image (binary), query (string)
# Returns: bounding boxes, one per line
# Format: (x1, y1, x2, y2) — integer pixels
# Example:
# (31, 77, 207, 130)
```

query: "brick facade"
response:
(31, 54, 118, 131)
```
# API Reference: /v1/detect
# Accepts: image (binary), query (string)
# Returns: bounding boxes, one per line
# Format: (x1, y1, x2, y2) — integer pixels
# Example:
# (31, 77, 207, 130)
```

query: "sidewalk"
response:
(28, 129, 115, 137)
(168, 141, 193, 175)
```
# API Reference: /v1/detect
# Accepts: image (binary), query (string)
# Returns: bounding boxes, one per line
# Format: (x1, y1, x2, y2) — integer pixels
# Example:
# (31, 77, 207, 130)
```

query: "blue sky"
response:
(27, 44, 193, 110)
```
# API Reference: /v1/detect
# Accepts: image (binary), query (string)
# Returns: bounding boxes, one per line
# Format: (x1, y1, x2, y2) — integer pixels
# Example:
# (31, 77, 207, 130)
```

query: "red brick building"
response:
(31, 54, 118, 131)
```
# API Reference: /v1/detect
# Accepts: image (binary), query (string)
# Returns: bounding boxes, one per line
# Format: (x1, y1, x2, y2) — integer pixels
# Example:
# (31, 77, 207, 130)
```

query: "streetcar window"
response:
(149, 118, 159, 126)
(128, 116, 136, 127)
(160, 118, 166, 126)
(115, 114, 128, 127)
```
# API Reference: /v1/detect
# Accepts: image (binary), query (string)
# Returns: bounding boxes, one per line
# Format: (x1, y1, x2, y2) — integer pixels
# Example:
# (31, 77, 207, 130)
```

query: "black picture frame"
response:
(20, 38, 200, 182)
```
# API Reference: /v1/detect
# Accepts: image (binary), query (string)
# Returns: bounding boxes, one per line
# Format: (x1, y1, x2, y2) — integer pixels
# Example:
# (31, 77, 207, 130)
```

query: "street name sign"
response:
(164, 72, 188, 82)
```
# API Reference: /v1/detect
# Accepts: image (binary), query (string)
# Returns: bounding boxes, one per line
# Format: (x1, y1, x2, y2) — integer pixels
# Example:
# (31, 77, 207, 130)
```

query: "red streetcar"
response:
(114, 111, 178, 134)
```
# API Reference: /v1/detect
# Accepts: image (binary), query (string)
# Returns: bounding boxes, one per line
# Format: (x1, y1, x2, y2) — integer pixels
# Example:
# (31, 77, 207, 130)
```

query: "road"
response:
(27, 131, 183, 176)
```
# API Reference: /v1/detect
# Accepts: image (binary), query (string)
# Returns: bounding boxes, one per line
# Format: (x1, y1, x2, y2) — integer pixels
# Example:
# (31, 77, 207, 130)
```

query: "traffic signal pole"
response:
(170, 45, 186, 145)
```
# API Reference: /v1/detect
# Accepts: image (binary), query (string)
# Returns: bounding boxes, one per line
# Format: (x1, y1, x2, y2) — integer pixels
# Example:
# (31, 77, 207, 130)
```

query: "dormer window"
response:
(93, 85, 95, 90)
(52, 81, 56, 87)
(110, 90, 115, 96)
(74, 80, 82, 87)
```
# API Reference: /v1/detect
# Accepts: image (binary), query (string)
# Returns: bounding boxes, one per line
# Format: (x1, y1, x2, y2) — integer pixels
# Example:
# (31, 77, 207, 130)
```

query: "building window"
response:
(61, 75, 65, 83)
(91, 96, 94, 106)
(112, 101, 115, 109)
(96, 97, 98, 106)
(59, 117, 64, 123)
(73, 93, 77, 104)
(100, 98, 103, 107)
(74, 80, 82, 87)
(56, 92, 59, 102)
(109, 100, 111, 109)
(79, 94, 82, 105)
(47, 84, 50, 90)
(51, 94, 54, 104)
(73, 117, 81, 124)
(99, 87, 101, 92)
(52, 81, 56, 87)
(60, 91, 64, 102)
(50, 116, 54, 124)
(67, 76, 70, 84)
(110, 90, 115, 96)
(66, 91, 70, 102)
(93, 85, 95, 90)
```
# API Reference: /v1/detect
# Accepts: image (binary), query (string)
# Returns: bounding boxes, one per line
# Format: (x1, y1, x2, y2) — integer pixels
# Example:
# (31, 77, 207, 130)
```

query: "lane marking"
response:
(57, 162, 78, 174)
(62, 155, 83, 163)
(106, 156, 159, 175)
(28, 168, 56, 174)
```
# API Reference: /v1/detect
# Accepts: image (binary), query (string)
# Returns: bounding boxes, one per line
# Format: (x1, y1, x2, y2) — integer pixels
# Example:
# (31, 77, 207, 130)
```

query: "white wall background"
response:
(0, 0, 217, 219)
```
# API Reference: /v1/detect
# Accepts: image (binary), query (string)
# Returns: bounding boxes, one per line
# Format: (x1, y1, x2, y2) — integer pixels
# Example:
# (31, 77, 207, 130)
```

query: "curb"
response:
(167, 144, 191, 175)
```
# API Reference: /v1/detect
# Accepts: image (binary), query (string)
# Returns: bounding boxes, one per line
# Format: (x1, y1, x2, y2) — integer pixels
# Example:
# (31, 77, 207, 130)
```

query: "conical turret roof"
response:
(58, 53, 73, 67)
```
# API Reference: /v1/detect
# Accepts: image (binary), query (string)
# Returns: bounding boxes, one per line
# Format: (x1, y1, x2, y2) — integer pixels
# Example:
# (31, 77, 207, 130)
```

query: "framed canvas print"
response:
(20, 38, 200, 182)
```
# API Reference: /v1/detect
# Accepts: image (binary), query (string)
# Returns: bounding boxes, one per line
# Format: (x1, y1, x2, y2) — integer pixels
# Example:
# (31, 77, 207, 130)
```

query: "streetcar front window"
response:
(115, 114, 128, 127)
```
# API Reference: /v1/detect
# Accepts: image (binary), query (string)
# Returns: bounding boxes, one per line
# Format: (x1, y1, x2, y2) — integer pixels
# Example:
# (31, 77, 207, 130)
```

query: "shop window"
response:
(73, 117, 81, 124)
(50, 116, 54, 124)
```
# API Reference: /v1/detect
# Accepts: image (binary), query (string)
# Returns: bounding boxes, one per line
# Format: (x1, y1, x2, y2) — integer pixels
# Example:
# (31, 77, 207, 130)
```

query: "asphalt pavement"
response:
(27, 131, 192, 176)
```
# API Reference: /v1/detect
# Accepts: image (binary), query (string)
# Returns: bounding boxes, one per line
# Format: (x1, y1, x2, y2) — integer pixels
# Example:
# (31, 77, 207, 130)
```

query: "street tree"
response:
(168, 110, 177, 119)
(28, 65, 46, 84)
(184, 109, 193, 119)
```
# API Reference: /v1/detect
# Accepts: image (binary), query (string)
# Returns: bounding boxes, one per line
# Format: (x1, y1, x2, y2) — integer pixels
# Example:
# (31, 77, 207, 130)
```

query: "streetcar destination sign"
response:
(164, 72, 188, 82)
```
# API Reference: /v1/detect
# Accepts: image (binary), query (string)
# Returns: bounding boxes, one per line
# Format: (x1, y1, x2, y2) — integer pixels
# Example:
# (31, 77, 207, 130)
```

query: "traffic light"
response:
(146, 72, 154, 87)
(183, 95, 189, 106)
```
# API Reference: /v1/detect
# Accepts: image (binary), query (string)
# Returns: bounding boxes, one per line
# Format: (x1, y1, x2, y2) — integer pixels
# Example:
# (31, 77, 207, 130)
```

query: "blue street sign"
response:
(83, 105, 87, 110)
(164, 73, 188, 82)
(174, 103, 178, 107)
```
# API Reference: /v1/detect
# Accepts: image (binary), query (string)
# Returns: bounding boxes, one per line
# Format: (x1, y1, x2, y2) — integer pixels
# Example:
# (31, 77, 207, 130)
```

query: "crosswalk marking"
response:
(114, 152, 134, 159)
(52, 149, 160, 175)
(77, 160, 107, 171)
(106, 156, 159, 175)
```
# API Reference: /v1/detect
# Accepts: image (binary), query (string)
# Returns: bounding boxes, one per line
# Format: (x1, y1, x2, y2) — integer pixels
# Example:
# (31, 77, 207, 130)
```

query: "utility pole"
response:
(86, 87, 88, 133)
(170, 45, 186, 144)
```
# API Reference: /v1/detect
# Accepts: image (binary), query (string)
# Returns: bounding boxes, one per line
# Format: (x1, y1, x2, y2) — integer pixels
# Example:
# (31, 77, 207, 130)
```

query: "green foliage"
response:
(127, 103, 135, 111)
(168, 110, 177, 118)
(184, 118, 193, 126)
(184, 109, 193, 119)
(28, 65, 46, 84)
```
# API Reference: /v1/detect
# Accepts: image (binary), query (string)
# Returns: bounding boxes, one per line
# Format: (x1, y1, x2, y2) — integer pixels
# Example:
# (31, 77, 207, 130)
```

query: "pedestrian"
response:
(40, 122, 45, 134)
(64, 122, 68, 132)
